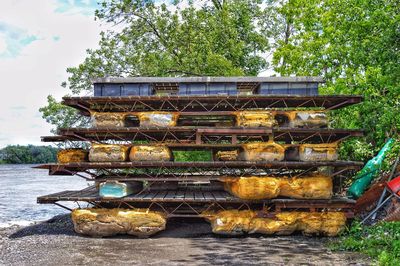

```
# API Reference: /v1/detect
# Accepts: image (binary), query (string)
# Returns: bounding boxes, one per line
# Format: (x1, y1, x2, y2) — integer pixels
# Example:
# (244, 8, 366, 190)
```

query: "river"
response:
(0, 164, 89, 227)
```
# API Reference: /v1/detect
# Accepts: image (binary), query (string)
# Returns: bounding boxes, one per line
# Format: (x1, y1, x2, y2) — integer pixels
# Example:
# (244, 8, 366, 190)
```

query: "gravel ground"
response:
(0, 215, 369, 266)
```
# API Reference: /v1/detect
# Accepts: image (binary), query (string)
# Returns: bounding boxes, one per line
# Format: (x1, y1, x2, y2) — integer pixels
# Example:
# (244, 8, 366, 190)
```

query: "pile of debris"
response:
(352, 141, 400, 224)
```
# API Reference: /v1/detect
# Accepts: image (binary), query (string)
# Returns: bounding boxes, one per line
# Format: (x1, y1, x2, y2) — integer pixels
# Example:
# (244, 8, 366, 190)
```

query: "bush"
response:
(331, 221, 400, 266)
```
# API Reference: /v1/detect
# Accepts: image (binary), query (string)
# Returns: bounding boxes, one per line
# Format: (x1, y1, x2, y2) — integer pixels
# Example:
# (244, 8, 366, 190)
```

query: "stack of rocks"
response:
(37, 77, 363, 237)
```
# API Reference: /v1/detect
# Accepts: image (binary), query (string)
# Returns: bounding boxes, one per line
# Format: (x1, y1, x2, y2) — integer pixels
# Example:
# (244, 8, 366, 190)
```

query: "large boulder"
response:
(71, 208, 166, 237)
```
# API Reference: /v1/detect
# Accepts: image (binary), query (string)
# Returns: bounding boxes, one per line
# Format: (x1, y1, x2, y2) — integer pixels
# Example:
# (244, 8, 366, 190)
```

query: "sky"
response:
(0, 0, 274, 149)
(0, 0, 102, 148)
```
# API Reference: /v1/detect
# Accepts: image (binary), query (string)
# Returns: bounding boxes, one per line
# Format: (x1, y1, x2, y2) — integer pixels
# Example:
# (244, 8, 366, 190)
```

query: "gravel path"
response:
(0, 215, 369, 265)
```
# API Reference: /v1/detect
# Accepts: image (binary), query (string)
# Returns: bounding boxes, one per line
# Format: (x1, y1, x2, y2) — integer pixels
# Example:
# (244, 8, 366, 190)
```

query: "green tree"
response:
(40, 0, 399, 161)
(0, 145, 58, 164)
(272, 0, 400, 159)
(40, 0, 272, 133)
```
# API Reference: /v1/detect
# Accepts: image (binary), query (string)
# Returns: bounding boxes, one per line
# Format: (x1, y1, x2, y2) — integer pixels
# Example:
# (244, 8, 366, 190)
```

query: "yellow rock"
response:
(296, 212, 323, 235)
(129, 145, 172, 161)
(249, 214, 298, 235)
(320, 212, 347, 236)
(299, 142, 339, 161)
(57, 149, 88, 163)
(286, 111, 328, 128)
(89, 144, 130, 162)
(71, 208, 166, 237)
(279, 174, 333, 199)
(222, 174, 333, 200)
(222, 176, 281, 200)
(215, 150, 240, 161)
(235, 111, 277, 128)
(203, 210, 346, 236)
(202, 210, 257, 235)
(138, 112, 178, 127)
(90, 112, 126, 128)
(242, 141, 285, 161)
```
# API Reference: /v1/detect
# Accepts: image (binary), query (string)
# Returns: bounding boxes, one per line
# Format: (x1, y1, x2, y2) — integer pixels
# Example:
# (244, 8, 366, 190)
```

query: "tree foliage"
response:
(272, 0, 400, 159)
(40, 0, 272, 133)
(40, 0, 399, 160)
(67, 0, 270, 93)
(39, 95, 89, 134)
(0, 145, 58, 164)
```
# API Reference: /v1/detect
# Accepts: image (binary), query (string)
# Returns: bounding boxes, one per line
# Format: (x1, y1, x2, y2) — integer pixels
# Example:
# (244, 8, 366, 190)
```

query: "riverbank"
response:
(0, 164, 88, 226)
(0, 214, 369, 265)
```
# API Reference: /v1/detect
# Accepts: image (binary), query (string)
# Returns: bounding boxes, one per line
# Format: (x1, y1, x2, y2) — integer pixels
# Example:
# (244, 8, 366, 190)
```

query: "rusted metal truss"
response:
(37, 187, 355, 218)
(37, 92, 363, 217)
(41, 127, 363, 144)
(62, 95, 363, 114)
(34, 160, 362, 177)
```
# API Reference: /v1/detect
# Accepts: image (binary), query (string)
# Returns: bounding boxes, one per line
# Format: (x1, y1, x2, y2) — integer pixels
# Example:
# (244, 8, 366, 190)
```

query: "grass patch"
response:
(330, 221, 400, 265)
(173, 150, 212, 162)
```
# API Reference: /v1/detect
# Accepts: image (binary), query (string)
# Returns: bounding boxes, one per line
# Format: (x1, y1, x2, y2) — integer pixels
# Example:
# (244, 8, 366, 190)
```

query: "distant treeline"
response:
(0, 145, 58, 164)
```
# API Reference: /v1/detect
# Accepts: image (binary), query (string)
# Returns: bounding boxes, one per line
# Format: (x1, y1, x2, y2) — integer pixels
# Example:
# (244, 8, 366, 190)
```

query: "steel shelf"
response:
(41, 127, 364, 144)
(34, 161, 363, 177)
(37, 187, 355, 218)
(62, 95, 363, 114)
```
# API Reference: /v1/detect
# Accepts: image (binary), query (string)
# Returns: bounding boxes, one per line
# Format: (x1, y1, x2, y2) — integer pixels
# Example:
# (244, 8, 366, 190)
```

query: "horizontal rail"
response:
(34, 160, 363, 170)
(92, 76, 325, 84)
(41, 127, 364, 144)
(62, 95, 363, 113)
(37, 188, 355, 206)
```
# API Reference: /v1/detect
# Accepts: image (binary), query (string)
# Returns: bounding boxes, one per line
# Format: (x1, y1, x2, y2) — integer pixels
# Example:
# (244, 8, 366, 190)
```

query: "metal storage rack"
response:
(37, 77, 363, 219)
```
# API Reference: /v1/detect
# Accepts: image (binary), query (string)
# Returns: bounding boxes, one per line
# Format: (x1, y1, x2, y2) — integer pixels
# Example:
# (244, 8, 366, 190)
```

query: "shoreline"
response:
(0, 214, 369, 265)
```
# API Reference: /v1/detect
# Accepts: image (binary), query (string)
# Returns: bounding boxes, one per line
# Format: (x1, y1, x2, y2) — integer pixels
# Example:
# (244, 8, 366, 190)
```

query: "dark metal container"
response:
(178, 82, 237, 95)
(94, 83, 153, 96)
(258, 82, 319, 95)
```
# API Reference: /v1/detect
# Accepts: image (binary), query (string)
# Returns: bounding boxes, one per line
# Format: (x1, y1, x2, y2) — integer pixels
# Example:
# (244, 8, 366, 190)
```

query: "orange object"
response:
(57, 149, 88, 163)
(387, 175, 400, 196)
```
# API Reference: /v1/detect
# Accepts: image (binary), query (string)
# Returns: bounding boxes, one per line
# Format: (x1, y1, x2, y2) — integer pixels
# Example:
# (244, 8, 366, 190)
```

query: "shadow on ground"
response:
(4, 214, 368, 265)
(9, 214, 214, 239)
(170, 236, 344, 265)
(9, 214, 326, 240)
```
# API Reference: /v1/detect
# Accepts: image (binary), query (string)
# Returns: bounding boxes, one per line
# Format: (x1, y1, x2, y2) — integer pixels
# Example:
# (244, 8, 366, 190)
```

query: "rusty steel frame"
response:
(37, 187, 355, 218)
(35, 161, 362, 178)
(62, 95, 363, 114)
(91, 169, 350, 182)
(42, 127, 363, 144)
(45, 201, 355, 218)
(37, 92, 363, 218)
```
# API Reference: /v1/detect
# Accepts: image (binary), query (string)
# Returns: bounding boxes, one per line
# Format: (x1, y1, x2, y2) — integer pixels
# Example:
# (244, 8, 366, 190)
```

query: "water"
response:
(0, 164, 90, 227)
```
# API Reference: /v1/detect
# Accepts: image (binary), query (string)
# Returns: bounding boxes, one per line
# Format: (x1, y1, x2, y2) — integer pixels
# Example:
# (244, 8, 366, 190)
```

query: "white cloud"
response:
(0, 0, 277, 149)
(0, 22, 39, 58)
(0, 34, 6, 53)
(0, 0, 102, 148)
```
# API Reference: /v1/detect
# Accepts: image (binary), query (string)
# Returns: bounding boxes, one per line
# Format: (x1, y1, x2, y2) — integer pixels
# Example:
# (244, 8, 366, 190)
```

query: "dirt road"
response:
(0, 215, 368, 265)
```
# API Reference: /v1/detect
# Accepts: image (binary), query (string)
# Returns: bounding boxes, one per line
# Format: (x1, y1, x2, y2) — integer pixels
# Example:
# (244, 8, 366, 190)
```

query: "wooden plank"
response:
(157, 191, 168, 200)
(174, 190, 185, 200)
(142, 191, 155, 199)
(212, 191, 228, 201)
(164, 190, 177, 200)
(194, 191, 205, 201)
(184, 190, 195, 201)
(132, 191, 147, 199)
(203, 191, 215, 201)
(38, 188, 356, 209)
